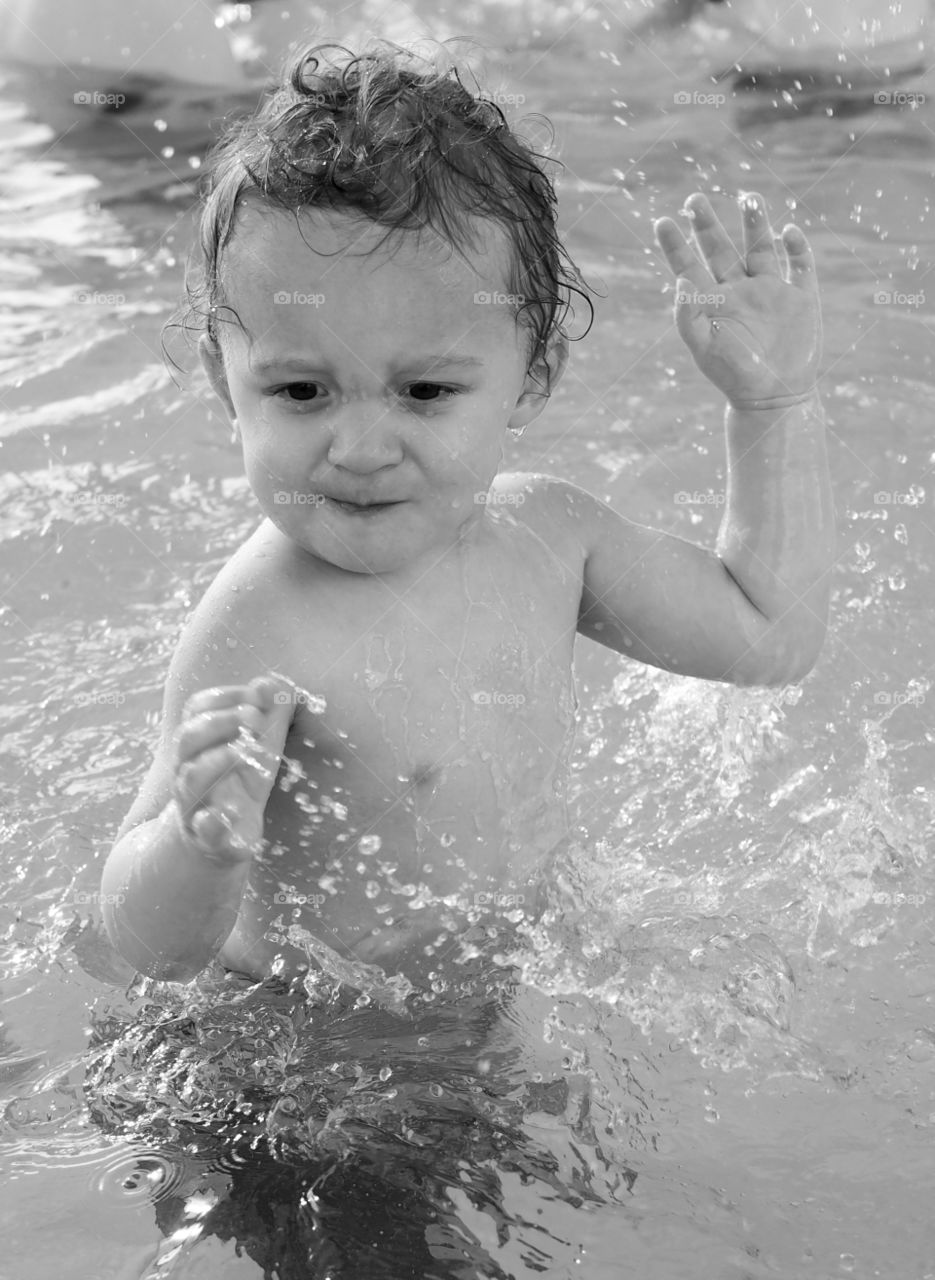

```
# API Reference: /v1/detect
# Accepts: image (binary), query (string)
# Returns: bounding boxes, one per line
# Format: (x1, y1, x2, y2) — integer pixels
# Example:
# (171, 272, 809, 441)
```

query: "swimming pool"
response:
(2, 4, 935, 1277)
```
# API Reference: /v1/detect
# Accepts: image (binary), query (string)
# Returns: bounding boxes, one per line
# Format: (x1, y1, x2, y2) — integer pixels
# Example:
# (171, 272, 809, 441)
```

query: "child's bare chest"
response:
(275, 521, 579, 791)
(237, 527, 582, 972)
(273, 569, 578, 833)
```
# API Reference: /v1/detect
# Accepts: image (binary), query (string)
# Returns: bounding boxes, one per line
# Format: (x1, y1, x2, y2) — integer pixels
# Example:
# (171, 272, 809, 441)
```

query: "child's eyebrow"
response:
(248, 353, 486, 376)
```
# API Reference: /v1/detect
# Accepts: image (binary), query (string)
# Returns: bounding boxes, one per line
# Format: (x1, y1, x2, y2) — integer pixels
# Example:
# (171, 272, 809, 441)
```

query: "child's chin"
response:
(300, 533, 426, 577)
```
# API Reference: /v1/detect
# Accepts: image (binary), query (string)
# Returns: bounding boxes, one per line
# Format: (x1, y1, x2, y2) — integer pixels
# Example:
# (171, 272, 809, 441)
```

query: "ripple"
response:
(92, 1148, 186, 1206)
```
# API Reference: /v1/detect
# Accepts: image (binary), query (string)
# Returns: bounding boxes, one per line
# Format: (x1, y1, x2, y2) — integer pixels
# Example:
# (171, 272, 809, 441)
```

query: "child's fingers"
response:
(175, 744, 245, 818)
(781, 224, 818, 291)
(680, 193, 747, 283)
(245, 674, 293, 715)
(189, 805, 255, 858)
(187, 808, 232, 855)
(176, 704, 266, 764)
(739, 192, 782, 278)
(654, 216, 714, 294)
(183, 685, 253, 718)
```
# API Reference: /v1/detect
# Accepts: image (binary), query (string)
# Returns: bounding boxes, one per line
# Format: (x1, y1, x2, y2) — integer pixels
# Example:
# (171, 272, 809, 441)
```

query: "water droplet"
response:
(358, 834, 381, 856)
(379, 1066, 392, 1082)
(894, 523, 908, 544)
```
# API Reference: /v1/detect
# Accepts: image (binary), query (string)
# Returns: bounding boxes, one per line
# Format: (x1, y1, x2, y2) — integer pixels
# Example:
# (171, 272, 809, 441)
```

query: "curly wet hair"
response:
(169, 38, 596, 392)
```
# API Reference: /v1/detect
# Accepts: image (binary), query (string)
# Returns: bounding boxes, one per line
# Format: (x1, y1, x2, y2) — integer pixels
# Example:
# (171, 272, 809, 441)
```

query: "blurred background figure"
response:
(735, 0, 927, 63)
(680, 0, 929, 110)
(4, 0, 249, 85)
(6, 1, 926, 99)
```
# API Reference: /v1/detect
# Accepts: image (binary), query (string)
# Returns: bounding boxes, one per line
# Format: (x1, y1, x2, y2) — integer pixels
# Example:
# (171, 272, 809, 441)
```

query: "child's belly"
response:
(219, 599, 579, 983)
(220, 749, 569, 985)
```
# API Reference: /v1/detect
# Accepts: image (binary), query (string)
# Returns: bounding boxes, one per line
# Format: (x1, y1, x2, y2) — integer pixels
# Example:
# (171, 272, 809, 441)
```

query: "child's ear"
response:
(508, 333, 568, 434)
(198, 333, 238, 430)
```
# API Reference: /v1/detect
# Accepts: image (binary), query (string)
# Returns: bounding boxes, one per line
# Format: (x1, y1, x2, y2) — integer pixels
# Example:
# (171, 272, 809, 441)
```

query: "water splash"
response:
(285, 924, 415, 1015)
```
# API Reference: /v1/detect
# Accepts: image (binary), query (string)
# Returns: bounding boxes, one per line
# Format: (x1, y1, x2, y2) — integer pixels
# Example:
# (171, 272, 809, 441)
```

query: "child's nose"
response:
(326, 401, 404, 471)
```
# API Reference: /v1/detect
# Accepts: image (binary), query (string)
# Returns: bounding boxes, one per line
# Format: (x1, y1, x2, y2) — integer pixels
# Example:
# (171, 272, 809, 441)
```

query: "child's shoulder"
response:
(168, 521, 306, 682)
(489, 470, 603, 556)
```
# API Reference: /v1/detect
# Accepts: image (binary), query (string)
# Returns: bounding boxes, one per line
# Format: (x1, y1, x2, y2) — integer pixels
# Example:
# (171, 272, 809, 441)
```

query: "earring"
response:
(509, 424, 527, 438)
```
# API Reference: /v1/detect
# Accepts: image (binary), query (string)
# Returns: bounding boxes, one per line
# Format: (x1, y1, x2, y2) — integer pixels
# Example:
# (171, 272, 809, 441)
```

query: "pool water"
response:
(2, 3, 935, 1277)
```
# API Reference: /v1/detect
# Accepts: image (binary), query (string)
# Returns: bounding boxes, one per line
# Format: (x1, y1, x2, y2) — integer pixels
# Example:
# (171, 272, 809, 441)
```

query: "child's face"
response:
(202, 205, 565, 578)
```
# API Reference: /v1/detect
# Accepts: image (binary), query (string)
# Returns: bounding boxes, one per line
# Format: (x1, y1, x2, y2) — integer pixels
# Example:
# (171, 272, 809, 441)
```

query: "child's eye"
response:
(279, 383, 321, 402)
(405, 382, 459, 402)
(271, 381, 459, 408)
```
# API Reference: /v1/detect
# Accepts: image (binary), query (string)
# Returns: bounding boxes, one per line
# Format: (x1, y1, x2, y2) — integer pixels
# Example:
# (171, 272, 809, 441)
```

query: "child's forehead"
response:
(214, 204, 527, 364)
(220, 202, 513, 294)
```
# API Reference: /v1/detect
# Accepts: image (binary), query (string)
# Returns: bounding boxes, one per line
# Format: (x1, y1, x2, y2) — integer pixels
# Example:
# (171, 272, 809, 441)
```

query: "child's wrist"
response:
(728, 387, 820, 412)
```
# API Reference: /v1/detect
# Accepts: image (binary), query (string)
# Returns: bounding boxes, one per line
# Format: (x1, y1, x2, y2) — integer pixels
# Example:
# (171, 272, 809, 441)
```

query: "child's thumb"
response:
(248, 676, 295, 759)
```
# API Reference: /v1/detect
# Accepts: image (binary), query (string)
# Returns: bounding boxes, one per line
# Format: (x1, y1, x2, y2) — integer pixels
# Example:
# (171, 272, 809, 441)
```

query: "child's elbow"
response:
(735, 629, 825, 687)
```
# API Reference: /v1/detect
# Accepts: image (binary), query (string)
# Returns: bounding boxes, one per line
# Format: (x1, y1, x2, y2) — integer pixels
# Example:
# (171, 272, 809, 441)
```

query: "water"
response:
(2, 3, 935, 1276)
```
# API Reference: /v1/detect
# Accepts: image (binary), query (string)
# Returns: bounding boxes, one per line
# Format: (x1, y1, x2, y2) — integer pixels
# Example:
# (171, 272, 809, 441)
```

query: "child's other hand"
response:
(173, 676, 293, 861)
(654, 192, 820, 409)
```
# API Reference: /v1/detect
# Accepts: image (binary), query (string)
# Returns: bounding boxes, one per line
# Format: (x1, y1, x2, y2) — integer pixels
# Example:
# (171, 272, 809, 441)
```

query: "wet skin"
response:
(103, 193, 831, 984)
(107, 206, 581, 980)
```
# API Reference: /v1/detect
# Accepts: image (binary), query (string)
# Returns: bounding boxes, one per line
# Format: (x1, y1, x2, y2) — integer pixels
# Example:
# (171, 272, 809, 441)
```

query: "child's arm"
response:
(100, 579, 293, 980)
(570, 191, 833, 685)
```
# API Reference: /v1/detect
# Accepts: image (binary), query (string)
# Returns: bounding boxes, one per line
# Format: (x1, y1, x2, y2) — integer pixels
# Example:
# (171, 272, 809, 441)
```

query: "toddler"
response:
(101, 38, 833, 990)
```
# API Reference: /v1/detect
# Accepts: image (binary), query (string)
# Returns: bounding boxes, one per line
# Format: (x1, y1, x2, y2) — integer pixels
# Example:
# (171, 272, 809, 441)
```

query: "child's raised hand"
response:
(173, 676, 293, 861)
(654, 192, 820, 409)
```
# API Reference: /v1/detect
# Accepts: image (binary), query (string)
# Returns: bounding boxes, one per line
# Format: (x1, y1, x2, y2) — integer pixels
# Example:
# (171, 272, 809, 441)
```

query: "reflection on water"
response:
(79, 961, 647, 1276)
(2, 2, 935, 1276)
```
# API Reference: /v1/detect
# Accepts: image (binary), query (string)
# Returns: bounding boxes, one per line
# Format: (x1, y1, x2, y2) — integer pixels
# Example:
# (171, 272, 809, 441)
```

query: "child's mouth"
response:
(327, 498, 401, 516)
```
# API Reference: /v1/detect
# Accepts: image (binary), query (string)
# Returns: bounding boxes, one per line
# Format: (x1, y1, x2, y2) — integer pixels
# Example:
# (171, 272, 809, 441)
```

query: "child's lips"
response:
(325, 496, 403, 516)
